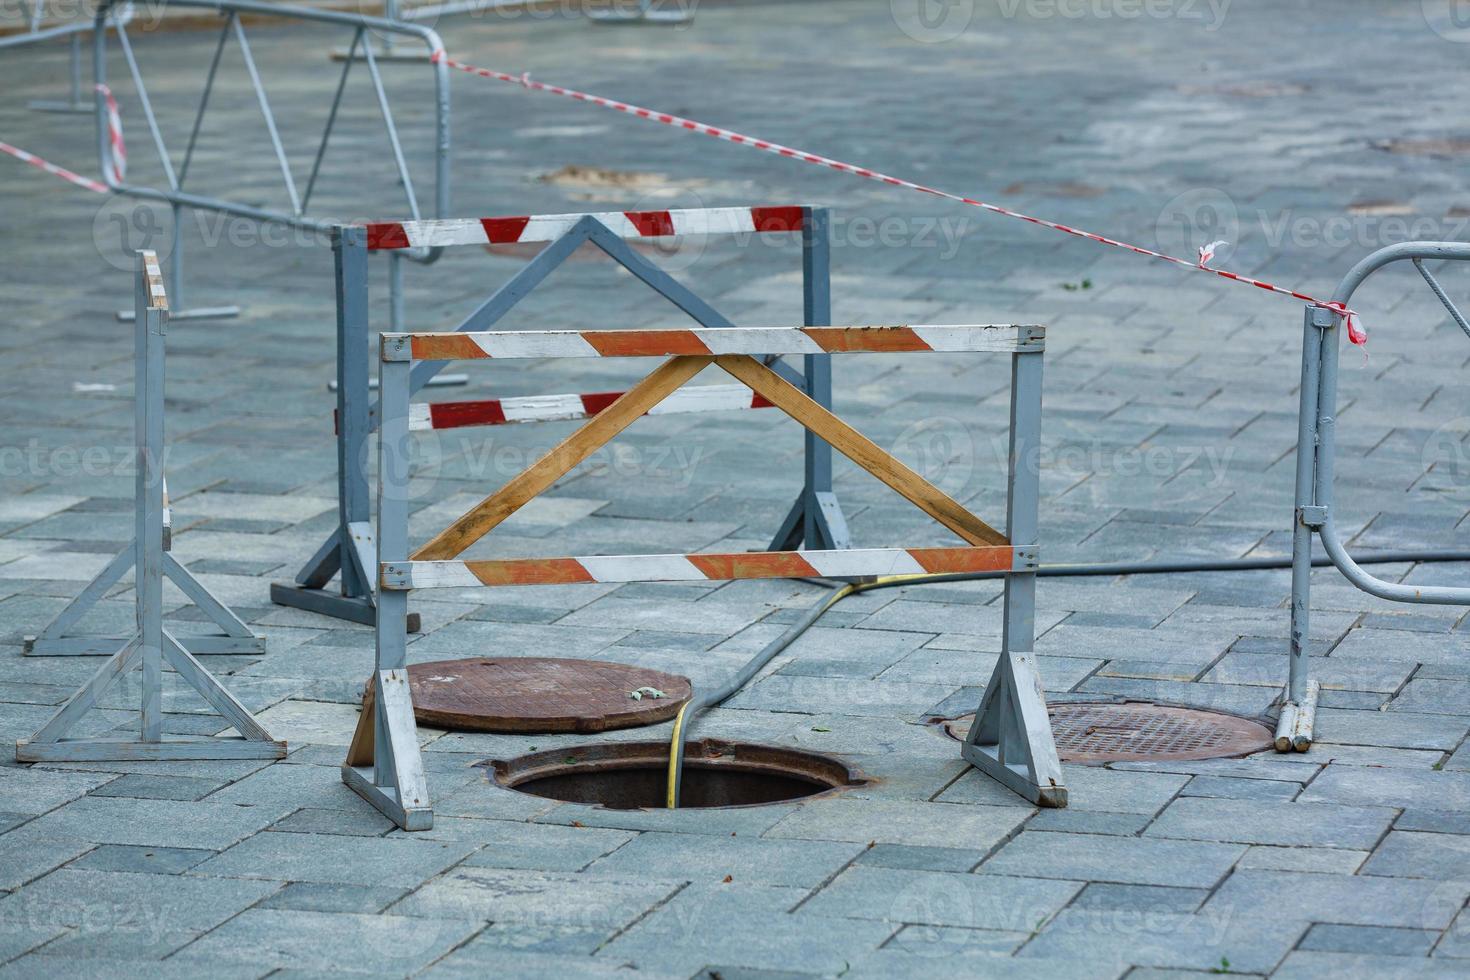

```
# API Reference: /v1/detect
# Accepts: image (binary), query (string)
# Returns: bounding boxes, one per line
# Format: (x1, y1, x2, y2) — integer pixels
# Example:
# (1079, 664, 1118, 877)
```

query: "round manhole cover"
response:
(942, 702, 1273, 764)
(373, 658, 692, 734)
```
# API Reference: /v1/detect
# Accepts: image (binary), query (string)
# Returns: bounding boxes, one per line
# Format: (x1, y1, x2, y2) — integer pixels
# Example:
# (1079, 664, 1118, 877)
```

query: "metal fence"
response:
(0, 0, 132, 111)
(1280, 242, 1470, 751)
(89, 0, 450, 320)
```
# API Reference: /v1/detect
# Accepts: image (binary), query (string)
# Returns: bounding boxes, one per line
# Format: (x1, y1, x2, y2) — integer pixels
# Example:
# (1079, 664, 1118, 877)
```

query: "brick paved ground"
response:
(3, 0, 1470, 975)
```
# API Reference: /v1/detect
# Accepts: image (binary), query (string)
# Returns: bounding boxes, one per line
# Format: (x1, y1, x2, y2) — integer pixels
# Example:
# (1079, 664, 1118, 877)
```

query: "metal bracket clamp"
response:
(1297, 505, 1328, 529)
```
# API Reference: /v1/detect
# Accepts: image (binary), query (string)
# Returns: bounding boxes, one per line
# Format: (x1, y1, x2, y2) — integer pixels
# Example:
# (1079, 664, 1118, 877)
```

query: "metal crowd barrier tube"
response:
(89, 0, 450, 322)
(1281, 242, 1470, 751)
(0, 0, 131, 112)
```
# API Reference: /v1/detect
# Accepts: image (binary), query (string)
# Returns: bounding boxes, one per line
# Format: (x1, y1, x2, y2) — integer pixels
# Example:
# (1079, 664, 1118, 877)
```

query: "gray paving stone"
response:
(171, 908, 481, 974)
(1236, 845, 1367, 874)
(854, 843, 986, 873)
(191, 831, 476, 887)
(86, 773, 223, 802)
(1362, 831, 1470, 880)
(1273, 951, 1470, 979)
(588, 831, 861, 887)
(1146, 797, 1395, 850)
(257, 882, 408, 915)
(1180, 773, 1301, 801)
(1299, 922, 1437, 956)
(68, 844, 214, 875)
(765, 798, 1030, 850)
(0, 825, 96, 891)
(1301, 765, 1470, 811)
(0, 869, 279, 958)
(419, 818, 634, 872)
(1071, 883, 1208, 913)
(980, 832, 1245, 889)
(21, 796, 281, 851)
(388, 866, 679, 928)
(1205, 870, 1470, 930)
(801, 866, 1079, 931)
(1309, 707, 1469, 751)
(0, 767, 117, 815)
(1019, 906, 1303, 975)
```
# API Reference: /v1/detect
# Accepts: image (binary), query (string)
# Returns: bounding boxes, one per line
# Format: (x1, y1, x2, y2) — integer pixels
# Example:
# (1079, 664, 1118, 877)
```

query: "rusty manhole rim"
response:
(482, 738, 870, 810)
(931, 700, 1275, 765)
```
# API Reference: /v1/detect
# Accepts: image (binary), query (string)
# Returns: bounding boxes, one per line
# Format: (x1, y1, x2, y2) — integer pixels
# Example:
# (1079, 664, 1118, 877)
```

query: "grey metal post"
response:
(1277, 307, 1327, 751)
(773, 207, 850, 551)
(135, 255, 165, 742)
(338, 228, 373, 601)
(340, 333, 431, 830)
(16, 250, 282, 762)
(961, 341, 1065, 807)
(375, 350, 410, 784)
(28, 31, 94, 113)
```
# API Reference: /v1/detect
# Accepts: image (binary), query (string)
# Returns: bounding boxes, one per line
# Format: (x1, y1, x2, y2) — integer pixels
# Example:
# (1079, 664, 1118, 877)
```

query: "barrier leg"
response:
(961, 348, 1066, 807)
(272, 228, 421, 630)
(1278, 307, 1329, 751)
(28, 32, 93, 113)
(17, 251, 282, 762)
(773, 207, 851, 552)
(342, 349, 431, 830)
(117, 204, 241, 322)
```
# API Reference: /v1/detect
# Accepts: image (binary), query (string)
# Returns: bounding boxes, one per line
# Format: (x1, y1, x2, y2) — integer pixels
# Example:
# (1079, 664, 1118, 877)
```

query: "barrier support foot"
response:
(961, 650, 1068, 808)
(1274, 680, 1319, 753)
(342, 671, 432, 831)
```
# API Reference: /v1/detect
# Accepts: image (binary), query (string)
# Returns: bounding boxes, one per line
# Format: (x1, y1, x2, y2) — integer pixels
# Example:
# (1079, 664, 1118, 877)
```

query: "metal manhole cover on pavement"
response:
(942, 702, 1273, 764)
(378, 658, 692, 734)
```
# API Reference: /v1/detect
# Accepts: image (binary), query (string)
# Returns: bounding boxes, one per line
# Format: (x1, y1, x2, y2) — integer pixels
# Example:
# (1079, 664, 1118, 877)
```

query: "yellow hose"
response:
(665, 575, 922, 809)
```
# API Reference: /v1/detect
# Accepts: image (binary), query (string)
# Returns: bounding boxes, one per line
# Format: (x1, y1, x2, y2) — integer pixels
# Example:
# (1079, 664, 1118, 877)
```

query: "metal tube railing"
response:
(89, 0, 450, 320)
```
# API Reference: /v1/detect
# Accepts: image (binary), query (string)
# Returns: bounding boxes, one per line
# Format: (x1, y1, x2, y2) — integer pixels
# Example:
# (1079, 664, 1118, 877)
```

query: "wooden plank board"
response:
(714, 354, 1009, 547)
(411, 355, 713, 560)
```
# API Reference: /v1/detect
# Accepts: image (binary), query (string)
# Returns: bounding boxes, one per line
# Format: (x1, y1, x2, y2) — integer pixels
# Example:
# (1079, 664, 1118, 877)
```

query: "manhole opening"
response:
(938, 701, 1274, 764)
(485, 739, 866, 809)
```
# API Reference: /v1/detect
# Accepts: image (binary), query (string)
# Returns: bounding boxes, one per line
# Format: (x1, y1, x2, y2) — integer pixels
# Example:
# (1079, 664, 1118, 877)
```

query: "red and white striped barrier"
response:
(0, 84, 124, 195)
(390, 323, 1041, 362)
(383, 545, 1024, 589)
(408, 382, 771, 431)
(365, 205, 804, 251)
(0, 140, 108, 194)
(431, 51, 1367, 346)
(97, 83, 126, 184)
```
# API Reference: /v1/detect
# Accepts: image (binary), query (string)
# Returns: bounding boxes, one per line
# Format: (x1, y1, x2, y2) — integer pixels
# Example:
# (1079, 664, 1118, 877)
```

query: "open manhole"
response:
(366, 658, 692, 734)
(485, 739, 867, 809)
(939, 701, 1273, 764)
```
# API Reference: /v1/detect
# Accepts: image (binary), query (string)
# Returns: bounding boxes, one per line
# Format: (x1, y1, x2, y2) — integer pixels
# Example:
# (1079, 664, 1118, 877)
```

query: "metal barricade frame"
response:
(90, 0, 449, 321)
(347, 322, 1061, 830)
(271, 207, 853, 630)
(1281, 242, 1470, 750)
(15, 251, 285, 762)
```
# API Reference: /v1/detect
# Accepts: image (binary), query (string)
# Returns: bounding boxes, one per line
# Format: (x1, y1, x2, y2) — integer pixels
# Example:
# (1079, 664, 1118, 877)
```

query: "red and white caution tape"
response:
(97, 83, 126, 183)
(408, 383, 772, 431)
(0, 140, 108, 194)
(431, 50, 1367, 346)
(1, 84, 123, 195)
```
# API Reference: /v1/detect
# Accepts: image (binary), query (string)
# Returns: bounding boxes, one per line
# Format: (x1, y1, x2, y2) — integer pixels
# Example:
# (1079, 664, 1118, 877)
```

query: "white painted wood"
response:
(17, 737, 286, 762)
